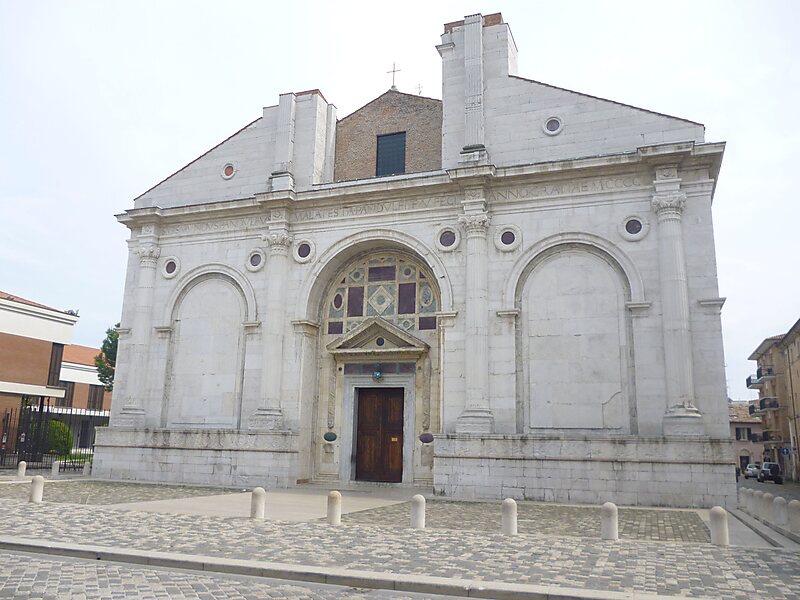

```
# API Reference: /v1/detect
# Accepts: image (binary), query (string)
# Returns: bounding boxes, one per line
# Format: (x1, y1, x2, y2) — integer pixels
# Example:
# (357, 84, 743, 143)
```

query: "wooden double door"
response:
(355, 387, 404, 482)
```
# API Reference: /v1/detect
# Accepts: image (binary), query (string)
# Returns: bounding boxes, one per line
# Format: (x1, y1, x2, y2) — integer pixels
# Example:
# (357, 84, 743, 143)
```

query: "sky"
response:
(1, 0, 798, 402)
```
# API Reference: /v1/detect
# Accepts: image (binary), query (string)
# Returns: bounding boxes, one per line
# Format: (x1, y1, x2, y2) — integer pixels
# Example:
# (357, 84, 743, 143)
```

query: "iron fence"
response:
(0, 397, 109, 472)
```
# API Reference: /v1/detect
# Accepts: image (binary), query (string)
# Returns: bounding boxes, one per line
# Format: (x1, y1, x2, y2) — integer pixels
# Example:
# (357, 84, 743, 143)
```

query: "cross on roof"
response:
(387, 62, 401, 90)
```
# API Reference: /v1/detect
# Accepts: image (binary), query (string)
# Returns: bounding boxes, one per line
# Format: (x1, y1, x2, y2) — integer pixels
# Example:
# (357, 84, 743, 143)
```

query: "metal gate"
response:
(0, 397, 109, 471)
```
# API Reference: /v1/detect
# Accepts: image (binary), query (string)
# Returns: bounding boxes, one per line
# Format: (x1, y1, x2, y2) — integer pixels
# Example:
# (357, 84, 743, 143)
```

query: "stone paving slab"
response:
(0, 550, 456, 599)
(1, 498, 799, 599)
(0, 479, 243, 504)
(343, 500, 710, 542)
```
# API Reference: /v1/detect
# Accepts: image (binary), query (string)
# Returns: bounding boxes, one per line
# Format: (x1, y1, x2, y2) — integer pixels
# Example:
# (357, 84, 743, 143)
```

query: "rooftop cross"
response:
(387, 62, 401, 91)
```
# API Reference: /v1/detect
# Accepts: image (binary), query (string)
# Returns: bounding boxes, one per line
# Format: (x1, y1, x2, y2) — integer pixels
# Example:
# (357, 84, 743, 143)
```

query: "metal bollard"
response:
(709, 506, 729, 546)
(327, 490, 342, 526)
(410, 494, 426, 529)
(788, 499, 800, 534)
(601, 502, 619, 541)
(29, 475, 44, 503)
(501, 498, 517, 536)
(774, 497, 788, 528)
(250, 487, 266, 519)
(17, 461, 26, 478)
(762, 492, 775, 523)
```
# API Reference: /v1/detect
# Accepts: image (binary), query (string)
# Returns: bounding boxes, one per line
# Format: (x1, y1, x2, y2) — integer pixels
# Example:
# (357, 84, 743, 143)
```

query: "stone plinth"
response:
(432, 434, 736, 508)
(92, 427, 299, 488)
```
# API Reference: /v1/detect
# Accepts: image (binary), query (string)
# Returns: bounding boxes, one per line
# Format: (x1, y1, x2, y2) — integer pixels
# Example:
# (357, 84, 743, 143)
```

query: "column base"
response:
(456, 407, 494, 434)
(115, 406, 146, 428)
(663, 405, 704, 436)
(248, 407, 285, 431)
(459, 144, 489, 166)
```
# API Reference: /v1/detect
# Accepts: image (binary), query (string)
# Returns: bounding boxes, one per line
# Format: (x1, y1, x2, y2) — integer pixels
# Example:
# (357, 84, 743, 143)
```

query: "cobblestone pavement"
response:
(0, 550, 455, 599)
(0, 479, 242, 504)
(2, 499, 799, 599)
(344, 500, 710, 542)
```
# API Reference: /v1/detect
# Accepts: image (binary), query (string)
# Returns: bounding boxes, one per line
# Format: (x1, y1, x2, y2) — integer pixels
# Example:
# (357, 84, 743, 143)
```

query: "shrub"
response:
(46, 420, 72, 456)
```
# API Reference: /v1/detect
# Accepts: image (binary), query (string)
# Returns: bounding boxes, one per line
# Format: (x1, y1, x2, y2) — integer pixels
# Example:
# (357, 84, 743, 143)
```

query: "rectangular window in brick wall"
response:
(47, 343, 64, 387)
(376, 132, 406, 177)
(56, 381, 74, 408)
(87, 385, 104, 411)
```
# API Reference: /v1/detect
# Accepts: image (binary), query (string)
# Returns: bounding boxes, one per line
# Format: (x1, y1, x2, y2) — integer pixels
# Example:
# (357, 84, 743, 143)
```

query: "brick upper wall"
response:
(334, 90, 442, 182)
(0, 332, 52, 386)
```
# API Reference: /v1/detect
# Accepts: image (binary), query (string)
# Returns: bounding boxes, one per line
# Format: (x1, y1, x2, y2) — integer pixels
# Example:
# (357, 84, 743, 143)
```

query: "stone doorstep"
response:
(0, 535, 700, 600)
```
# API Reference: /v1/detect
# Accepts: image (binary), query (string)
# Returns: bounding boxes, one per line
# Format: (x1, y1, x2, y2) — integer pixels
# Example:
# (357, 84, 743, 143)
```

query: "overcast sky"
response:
(1, 1, 798, 402)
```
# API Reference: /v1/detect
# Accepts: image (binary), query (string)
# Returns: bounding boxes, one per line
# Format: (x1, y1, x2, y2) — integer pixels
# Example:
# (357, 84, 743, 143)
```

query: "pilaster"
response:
(651, 166, 703, 435)
(459, 14, 488, 166)
(270, 92, 297, 192)
(117, 229, 160, 427)
(250, 210, 292, 430)
(456, 187, 494, 433)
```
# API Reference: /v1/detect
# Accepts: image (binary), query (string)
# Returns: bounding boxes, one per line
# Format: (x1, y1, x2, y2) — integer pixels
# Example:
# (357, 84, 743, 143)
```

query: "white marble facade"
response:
(93, 13, 736, 507)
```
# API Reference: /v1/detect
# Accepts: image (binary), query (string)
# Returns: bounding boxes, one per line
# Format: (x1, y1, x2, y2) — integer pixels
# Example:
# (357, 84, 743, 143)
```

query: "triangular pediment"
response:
(326, 317, 429, 357)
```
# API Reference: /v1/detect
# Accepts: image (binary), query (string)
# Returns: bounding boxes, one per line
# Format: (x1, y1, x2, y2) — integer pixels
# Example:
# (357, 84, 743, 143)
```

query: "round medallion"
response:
(419, 432, 434, 444)
(221, 163, 236, 179)
(323, 431, 337, 442)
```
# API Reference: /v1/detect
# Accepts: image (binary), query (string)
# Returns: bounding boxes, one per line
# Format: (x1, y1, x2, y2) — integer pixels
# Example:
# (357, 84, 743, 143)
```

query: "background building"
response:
(95, 13, 734, 507)
(728, 400, 764, 473)
(0, 291, 110, 465)
(748, 318, 800, 481)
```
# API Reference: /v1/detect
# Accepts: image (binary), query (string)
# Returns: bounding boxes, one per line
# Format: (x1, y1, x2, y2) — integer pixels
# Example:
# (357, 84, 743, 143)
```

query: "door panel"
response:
(356, 388, 403, 482)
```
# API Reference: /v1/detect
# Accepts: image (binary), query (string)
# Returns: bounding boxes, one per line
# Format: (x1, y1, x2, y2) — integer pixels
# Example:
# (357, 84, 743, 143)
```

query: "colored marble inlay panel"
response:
(368, 266, 395, 282)
(398, 283, 416, 314)
(347, 287, 364, 317)
(328, 321, 343, 335)
(419, 316, 437, 330)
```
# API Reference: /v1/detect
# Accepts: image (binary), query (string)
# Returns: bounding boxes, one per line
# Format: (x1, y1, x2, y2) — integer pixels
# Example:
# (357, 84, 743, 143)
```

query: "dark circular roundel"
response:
(625, 219, 643, 235)
(419, 432, 434, 444)
(500, 230, 516, 245)
(165, 260, 177, 274)
(323, 431, 337, 442)
(249, 253, 262, 267)
(545, 118, 561, 132)
(223, 164, 235, 177)
(439, 230, 456, 247)
(297, 243, 311, 258)
(376, 337, 385, 347)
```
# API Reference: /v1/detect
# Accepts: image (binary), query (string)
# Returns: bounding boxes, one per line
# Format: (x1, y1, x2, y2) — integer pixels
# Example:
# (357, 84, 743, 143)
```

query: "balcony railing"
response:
(760, 397, 780, 411)
(746, 375, 763, 389)
(757, 366, 775, 380)
(762, 431, 783, 443)
(749, 433, 762, 442)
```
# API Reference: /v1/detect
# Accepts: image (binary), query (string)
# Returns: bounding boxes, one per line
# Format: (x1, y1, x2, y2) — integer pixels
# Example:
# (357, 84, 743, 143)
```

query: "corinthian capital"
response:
(458, 213, 491, 236)
(135, 244, 161, 267)
(651, 192, 686, 218)
(263, 231, 293, 255)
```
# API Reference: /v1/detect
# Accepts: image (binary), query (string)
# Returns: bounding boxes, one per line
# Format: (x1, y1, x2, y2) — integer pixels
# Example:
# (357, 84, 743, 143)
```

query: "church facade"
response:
(93, 13, 736, 507)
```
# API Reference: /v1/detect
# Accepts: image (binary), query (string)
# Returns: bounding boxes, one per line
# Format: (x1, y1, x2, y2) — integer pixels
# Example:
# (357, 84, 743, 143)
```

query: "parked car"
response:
(757, 462, 784, 484)
(744, 464, 761, 479)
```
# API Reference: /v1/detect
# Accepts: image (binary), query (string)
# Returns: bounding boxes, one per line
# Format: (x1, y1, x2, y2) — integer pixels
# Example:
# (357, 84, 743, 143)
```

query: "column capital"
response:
(263, 232, 294, 256)
(651, 192, 686, 219)
(458, 213, 491, 237)
(135, 244, 160, 268)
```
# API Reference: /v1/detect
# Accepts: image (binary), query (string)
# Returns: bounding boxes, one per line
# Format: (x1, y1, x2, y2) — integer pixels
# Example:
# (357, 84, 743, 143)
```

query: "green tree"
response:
(46, 420, 72, 456)
(94, 323, 119, 391)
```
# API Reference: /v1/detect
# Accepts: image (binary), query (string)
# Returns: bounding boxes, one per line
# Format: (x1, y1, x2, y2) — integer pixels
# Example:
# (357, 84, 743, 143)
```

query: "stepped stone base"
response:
(432, 434, 737, 508)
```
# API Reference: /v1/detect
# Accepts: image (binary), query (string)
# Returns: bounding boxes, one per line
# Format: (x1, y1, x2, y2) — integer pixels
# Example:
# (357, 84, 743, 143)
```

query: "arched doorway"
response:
(312, 250, 442, 484)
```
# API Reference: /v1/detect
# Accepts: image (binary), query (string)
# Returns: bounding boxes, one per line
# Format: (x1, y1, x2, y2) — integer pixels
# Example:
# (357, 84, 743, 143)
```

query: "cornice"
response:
(116, 141, 726, 229)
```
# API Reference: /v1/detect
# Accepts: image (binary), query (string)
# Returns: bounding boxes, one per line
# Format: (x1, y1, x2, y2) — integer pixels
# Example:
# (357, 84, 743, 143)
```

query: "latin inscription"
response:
(489, 176, 644, 202)
(293, 196, 460, 223)
(161, 216, 271, 236)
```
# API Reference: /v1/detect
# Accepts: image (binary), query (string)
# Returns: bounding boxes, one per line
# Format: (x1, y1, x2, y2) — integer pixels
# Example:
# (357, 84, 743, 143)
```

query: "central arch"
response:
(296, 229, 454, 323)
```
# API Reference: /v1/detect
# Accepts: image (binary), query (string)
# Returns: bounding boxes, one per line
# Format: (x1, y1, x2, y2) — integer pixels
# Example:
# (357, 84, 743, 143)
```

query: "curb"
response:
(0, 535, 706, 600)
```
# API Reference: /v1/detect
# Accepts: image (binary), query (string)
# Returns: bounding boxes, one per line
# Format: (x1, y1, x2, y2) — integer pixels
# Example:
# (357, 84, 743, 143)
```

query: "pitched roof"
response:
(338, 89, 442, 123)
(0, 290, 65, 313)
(63, 344, 101, 366)
(729, 401, 761, 424)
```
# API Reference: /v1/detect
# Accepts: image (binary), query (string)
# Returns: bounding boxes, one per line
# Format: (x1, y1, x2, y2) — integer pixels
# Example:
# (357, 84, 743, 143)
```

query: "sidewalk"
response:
(0, 481, 798, 599)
